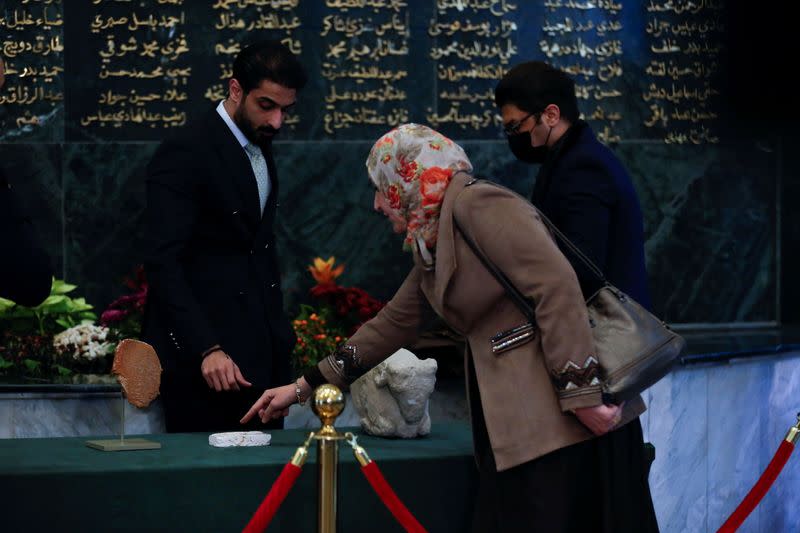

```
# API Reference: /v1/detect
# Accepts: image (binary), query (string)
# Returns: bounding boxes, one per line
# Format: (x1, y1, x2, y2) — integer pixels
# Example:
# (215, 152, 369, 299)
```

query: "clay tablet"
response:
(112, 339, 162, 408)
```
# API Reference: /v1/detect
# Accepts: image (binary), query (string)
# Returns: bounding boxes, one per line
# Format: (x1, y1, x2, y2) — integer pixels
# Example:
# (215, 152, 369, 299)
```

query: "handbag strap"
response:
(451, 215, 537, 326)
(451, 178, 613, 325)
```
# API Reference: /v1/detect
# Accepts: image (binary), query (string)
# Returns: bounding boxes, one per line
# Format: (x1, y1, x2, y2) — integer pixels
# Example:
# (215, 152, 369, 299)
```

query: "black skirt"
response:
(468, 359, 659, 533)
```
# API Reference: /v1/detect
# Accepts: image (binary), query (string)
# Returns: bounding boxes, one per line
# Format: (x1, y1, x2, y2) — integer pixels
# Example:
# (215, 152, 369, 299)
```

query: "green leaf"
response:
(0, 297, 16, 313)
(39, 295, 67, 308)
(55, 318, 72, 329)
(52, 279, 76, 294)
(0, 357, 13, 370)
(55, 365, 73, 376)
(23, 359, 41, 372)
(69, 297, 94, 311)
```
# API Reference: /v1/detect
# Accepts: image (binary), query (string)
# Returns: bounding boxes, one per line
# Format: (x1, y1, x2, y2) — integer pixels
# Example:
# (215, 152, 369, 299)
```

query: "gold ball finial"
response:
(311, 384, 345, 431)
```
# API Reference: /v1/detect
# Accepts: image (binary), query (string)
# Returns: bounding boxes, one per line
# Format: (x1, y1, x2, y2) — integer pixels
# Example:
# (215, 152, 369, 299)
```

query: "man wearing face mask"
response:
(143, 40, 307, 432)
(495, 61, 651, 309)
(495, 62, 659, 532)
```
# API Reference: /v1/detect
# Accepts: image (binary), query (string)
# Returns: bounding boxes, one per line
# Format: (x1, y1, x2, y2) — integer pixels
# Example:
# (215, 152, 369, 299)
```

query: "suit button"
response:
(264, 243, 269, 249)
(270, 283, 277, 288)
(239, 290, 245, 295)
(232, 210, 239, 216)
(250, 249, 254, 255)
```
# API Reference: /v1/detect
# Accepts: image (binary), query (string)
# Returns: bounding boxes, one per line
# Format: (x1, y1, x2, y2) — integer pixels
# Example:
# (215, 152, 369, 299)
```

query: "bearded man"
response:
(143, 41, 306, 432)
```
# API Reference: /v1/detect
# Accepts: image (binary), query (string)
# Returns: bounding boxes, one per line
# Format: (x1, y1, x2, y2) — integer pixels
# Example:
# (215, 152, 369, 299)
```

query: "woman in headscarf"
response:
(242, 124, 658, 532)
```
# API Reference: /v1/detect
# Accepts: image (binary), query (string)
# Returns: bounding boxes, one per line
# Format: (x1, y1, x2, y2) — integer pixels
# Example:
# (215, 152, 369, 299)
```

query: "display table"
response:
(3, 329, 800, 532)
(0, 422, 476, 533)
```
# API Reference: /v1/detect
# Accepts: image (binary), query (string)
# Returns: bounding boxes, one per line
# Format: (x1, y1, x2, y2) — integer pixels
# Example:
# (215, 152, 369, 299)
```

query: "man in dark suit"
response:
(143, 41, 307, 433)
(494, 61, 651, 309)
(0, 53, 53, 307)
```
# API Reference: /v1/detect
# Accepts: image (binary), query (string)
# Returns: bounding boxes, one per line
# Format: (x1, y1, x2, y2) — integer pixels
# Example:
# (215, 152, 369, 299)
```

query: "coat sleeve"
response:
(144, 139, 219, 360)
(455, 184, 603, 410)
(313, 265, 434, 391)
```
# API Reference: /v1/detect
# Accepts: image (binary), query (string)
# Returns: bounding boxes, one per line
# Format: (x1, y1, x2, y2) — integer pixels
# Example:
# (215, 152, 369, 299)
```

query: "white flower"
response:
(53, 324, 114, 362)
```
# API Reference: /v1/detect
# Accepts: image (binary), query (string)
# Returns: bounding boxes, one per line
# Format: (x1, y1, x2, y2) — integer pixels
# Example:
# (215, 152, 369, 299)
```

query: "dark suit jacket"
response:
(143, 108, 296, 401)
(0, 169, 52, 307)
(531, 121, 652, 310)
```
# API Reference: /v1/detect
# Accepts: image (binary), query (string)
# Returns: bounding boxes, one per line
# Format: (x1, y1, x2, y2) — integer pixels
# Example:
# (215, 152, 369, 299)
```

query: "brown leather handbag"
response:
(454, 196, 685, 404)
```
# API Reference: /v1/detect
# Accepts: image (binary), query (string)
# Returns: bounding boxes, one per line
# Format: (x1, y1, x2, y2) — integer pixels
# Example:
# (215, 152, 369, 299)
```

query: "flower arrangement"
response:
(53, 324, 115, 372)
(290, 257, 384, 373)
(0, 259, 384, 381)
(291, 306, 346, 373)
(0, 276, 131, 381)
(0, 279, 96, 336)
(307, 257, 385, 334)
(0, 332, 68, 379)
(99, 265, 148, 339)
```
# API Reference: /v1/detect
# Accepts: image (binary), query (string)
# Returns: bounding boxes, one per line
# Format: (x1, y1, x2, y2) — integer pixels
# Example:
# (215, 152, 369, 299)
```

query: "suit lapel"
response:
(208, 110, 261, 230)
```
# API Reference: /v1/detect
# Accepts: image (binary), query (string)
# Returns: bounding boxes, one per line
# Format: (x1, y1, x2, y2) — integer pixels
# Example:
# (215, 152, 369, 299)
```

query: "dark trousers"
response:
(160, 369, 283, 433)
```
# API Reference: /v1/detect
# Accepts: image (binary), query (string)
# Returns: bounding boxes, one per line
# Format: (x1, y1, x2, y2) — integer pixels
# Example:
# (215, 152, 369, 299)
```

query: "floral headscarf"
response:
(366, 123, 472, 252)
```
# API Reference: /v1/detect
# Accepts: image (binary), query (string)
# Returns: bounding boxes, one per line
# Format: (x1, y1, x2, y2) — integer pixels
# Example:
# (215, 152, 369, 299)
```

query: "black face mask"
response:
(508, 123, 553, 165)
(508, 131, 548, 164)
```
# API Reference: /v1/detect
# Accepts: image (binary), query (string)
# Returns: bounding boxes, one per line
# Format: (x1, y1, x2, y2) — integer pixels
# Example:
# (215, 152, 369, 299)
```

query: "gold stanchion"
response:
(786, 413, 800, 445)
(311, 384, 346, 533)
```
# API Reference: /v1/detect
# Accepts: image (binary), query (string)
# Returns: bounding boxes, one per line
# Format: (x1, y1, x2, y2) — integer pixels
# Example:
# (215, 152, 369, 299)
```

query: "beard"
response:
(233, 104, 278, 149)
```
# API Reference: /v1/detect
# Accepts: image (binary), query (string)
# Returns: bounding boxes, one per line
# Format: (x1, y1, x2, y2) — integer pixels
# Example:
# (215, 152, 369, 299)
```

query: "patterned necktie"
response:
(244, 143, 270, 215)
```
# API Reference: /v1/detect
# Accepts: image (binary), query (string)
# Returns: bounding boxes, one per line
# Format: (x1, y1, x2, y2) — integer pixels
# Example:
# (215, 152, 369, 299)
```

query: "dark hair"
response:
(232, 40, 307, 94)
(494, 61, 580, 123)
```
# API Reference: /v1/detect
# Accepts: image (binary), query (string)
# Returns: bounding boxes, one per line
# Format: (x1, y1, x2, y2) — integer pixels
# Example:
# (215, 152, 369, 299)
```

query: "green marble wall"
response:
(0, 136, 780, 324)
(0, 0, 787, 325)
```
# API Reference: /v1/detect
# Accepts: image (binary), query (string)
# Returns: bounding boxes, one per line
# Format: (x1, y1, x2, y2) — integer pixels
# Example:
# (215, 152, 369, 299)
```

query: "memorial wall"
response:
(0, 0, 781, 325)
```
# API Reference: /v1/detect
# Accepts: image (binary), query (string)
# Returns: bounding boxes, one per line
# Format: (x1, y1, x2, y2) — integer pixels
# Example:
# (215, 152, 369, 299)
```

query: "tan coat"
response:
(320, 172, 644, 471)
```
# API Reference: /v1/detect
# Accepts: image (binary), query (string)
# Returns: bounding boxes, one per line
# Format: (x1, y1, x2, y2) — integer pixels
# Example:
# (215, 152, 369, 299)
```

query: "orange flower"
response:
(420, 166, 453, 207)
(308, 257, 345, 285)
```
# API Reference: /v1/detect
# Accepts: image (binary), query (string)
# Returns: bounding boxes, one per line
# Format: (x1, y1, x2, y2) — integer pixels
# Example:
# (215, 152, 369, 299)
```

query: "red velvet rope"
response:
(716, 440, 794, 533)
(361, 461, 428, 533)
(242, 462, 302, 533)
